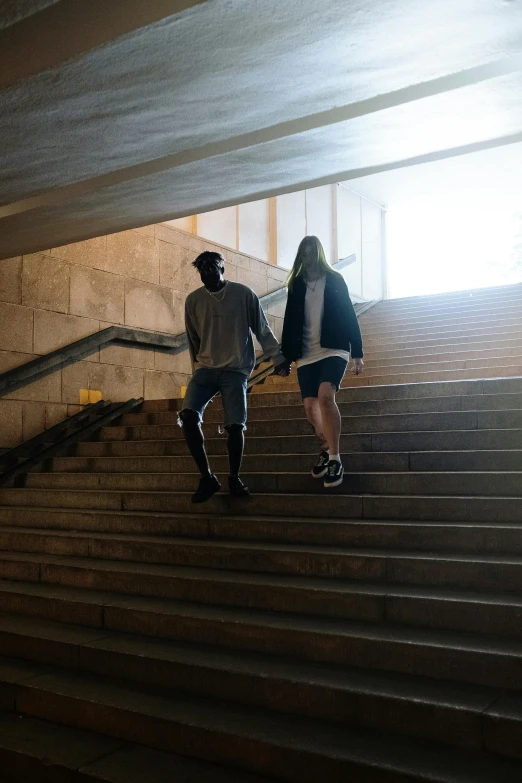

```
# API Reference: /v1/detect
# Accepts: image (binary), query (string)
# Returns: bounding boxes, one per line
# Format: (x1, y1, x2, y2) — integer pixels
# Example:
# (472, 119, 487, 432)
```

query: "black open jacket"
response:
(281, 271, 363, 362)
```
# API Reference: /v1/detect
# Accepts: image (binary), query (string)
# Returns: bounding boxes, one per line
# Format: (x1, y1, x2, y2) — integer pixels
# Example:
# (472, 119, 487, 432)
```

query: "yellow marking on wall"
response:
(80, 389, 103, 404)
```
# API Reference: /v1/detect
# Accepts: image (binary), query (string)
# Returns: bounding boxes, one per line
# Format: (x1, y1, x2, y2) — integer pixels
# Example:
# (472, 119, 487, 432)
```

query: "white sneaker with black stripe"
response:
(311, 450, 330, 478)
(324, 459, 344, 488)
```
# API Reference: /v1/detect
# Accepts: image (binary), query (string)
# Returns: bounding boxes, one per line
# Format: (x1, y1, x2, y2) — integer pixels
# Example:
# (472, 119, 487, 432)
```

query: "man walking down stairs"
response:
(1, 283, 522, 780)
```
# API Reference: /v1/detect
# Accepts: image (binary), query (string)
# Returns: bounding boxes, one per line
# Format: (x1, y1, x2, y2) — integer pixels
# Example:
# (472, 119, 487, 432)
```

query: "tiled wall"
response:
(0, 223, 287, 448)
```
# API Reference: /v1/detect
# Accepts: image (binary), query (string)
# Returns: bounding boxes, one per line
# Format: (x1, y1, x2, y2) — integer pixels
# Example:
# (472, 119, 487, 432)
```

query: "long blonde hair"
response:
(286, 236, 333, 292)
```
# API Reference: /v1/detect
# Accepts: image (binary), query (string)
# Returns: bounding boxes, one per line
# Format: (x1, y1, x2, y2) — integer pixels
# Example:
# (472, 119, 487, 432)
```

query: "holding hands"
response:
(274, 359, 292, 377)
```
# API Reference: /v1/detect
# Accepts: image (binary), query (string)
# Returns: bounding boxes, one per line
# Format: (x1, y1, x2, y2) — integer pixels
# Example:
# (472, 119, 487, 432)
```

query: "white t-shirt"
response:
(296, 276, 351, 369)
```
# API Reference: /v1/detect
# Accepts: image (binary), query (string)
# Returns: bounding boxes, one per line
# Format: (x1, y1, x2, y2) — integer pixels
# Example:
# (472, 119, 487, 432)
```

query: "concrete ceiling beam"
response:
(2, 55, 522, 222)
(189, 130, 522, 217)
(0, 0, 207, 90)
(2, 0, 522, 258)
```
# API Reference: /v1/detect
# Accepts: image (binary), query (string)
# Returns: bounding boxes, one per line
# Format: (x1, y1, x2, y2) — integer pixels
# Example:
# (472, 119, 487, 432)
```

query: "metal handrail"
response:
(0, 397, 144, 487)
(0, 326, 182, 399)
(0, 400, 106, 474)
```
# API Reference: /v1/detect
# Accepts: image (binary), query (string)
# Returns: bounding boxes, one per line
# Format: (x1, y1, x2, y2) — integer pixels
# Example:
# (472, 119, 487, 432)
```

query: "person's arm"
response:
(340, 278, 364, 359)
(339, 277, 364, 375)
(185, 298, 200, 368)
(248, 289, 289, 372)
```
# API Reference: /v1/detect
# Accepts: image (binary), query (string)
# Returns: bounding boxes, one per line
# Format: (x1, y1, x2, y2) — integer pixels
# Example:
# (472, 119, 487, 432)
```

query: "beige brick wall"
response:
(0, 223, 288, 449)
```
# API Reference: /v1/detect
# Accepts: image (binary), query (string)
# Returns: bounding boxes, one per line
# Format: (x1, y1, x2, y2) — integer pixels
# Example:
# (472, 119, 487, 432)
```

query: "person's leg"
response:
(298, 363, 329, 478)
(178, 370, 221, 502)
(317, 382, 341, 457)
(178, 408, 211, 476)
(226, 423, 244, 476)
(220, 371, 250, 496)
(303, 397, 327, 450)
(317, 358, 348, 488)
(316, 357, 348, 457)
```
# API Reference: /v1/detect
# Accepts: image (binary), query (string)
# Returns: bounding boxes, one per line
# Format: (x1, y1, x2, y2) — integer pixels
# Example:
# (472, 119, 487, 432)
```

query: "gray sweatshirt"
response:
(185, 282, 284, 376)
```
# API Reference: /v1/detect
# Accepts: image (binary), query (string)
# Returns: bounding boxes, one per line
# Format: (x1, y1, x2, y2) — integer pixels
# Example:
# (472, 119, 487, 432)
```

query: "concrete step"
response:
(0, 621, 521, 762)
(123, 392, 522, 426)
(366, 335, 522, 362)
(368, 283, 522, 313)
(23, 470, 522, 499)
(52, 452, 410, 474)
(361, 325, 522, 351)
(0, 581, 522, 692)
(209, 377, 522, 411)
(280, 377, 522, 402)
(361, 311, 522, 340)
(362, 346, 522, 370)
(5, 660, 522, 782)
(1, 511, 521, 554)
(74, 427, 522, 458)
(362, 331, 522, 355)
(0, 708, 271, 783)
(376, 280, 522, 300)
(50, 449, 522, 474)
(100, 409, 522, 441)
(140, 376, 522, 412)
(409, 450, 522, 471)
(259, 364, 522, 391)
(2, 542, 522, 607)
(2, 524, 522, 579)
(361, 306, 522, 335)
(3, 487, 522, 521)
(266, 357, 522, 379)
(364, 299, 522, 326)
(353, 357, 522, 378)
(360, 332, 522, 357)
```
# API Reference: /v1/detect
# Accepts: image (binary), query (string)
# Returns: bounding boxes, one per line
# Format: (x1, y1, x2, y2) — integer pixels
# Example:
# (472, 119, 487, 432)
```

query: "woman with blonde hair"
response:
(281, 236, 364, 487)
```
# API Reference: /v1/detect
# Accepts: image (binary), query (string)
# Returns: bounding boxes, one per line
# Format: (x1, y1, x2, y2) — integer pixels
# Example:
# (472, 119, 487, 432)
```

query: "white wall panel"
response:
(171, 184, 386, 295)
(276, 190, 306, 269)
(197, 206, 237, 250)
(239, 199, 270, 262)
(337, 185, 362, 298)
(163, 216, 193, 233)
(362, 201, 384, 300)
(305, 185, 333, 262)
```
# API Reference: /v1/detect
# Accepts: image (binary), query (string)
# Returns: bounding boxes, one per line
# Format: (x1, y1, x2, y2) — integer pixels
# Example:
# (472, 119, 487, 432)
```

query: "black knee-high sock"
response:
(182, 418, 211, 477)
(227, 426, 244, 477)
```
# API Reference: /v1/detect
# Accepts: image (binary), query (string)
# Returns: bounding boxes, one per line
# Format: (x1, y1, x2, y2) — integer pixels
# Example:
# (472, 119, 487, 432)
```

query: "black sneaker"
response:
(228, 475, 250, 497)
(324, 460, 344, 488)
(192, 473, 221, 503)
(311, 450, 329, 479)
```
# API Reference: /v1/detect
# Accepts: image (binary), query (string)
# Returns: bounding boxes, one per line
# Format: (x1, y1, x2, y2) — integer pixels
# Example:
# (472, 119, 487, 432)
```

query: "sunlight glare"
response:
(387, 194, 522, 299)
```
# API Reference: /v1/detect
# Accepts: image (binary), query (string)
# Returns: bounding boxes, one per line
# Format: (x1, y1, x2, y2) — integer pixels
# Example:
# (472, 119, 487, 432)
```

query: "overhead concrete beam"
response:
(2, 130, 522, 262)
(2, 55, 522, 222)
(0, 0, 207, 90)
(186, 130, 522, 219)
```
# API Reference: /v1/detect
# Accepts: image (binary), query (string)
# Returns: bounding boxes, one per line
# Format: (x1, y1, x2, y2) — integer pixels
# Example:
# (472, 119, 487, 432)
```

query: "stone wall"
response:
(0, 223, 287, 449)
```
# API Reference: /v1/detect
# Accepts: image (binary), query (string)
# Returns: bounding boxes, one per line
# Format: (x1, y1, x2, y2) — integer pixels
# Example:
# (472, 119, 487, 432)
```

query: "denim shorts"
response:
(181, 368, 248, 428)
(297, 356, 348, 399)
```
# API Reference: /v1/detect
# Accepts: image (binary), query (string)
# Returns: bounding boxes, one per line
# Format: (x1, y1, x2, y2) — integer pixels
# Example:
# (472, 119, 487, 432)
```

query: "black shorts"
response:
(297, 356, 348, 399)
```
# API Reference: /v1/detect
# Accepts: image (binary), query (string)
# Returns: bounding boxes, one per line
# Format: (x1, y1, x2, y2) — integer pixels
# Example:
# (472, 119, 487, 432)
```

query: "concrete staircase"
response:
(1, 284, 522, 781)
